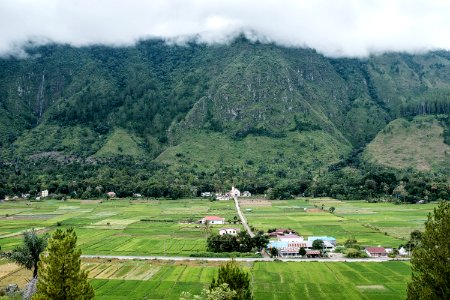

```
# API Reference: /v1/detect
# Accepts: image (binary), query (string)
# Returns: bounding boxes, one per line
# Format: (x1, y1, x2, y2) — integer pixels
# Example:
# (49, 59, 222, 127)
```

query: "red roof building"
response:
(200, 216, 225, 225)
(365, 247, 387, 257)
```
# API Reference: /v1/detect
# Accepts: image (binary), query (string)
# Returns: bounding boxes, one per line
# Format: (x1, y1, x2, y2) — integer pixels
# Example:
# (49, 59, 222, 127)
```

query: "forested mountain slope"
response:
(0, 38, 449, 200)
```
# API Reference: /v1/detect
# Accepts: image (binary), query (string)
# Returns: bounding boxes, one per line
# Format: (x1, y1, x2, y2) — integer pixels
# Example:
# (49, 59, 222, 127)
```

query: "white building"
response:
(230, 186, 240, 197)
(200, 216, 225, 225)
(219, 228, 240, 236)
(41, 190, 49, 198)
(242, 191, 252, 197)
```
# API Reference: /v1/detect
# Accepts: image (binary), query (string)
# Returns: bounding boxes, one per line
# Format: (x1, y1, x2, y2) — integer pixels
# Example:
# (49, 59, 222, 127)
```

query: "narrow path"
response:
(81, 254, 409, 263)
(233, 196, 254, 237)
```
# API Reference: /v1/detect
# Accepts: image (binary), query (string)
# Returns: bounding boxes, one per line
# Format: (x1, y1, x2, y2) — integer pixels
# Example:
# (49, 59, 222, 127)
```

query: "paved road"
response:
(233, 196, 254, 237)
(81, 254, 409, 263)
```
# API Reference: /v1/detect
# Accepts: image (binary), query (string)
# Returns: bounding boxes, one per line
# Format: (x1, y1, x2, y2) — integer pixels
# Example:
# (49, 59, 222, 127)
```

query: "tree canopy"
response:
(33, 228, 94, 300)
(407, 201, 450, 299)
(210, 260, 252, 300)
(5, 228, 48, 278)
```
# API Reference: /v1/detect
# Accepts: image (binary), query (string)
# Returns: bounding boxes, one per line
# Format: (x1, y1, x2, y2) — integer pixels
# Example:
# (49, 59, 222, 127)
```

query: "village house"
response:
(200, 216, 225, 225)
(215, 194, 231, 200)
(106, 191, 116, 198)
(219, 228, 240, 236)
(268, 228, 296, 237)
(365, 247, 388, 257)
(242, 191, 251, 197)
(40, 190, 49, 198)
(398, 247, 408, 256)
(230, 186, 240, 197)
(201, 192, 213, 197)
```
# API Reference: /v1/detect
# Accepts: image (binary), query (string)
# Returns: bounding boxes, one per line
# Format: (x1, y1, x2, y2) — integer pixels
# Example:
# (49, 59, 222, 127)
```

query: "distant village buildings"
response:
(206, 186, 252, 200)
(267, 233, 335, 257)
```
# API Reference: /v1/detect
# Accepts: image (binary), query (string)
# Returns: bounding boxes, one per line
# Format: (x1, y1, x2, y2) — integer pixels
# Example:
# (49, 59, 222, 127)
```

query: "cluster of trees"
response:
(336, 238, 369, 258)
(207, 232, 269, 253)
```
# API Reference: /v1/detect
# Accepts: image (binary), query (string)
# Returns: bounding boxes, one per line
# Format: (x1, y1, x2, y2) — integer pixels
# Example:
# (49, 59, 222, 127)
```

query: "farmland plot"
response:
(0, 199, 240, 255)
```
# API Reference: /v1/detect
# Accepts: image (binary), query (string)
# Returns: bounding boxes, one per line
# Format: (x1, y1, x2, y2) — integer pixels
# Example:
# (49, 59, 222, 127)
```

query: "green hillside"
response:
(363, 115, 450, 173)
(94, 128, 146, 158)
(0, 38, 449, 200)
(158, 130, 350, 176)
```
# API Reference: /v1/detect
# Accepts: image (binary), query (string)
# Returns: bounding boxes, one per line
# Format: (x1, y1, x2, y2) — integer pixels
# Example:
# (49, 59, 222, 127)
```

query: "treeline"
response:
(399, 89, 450, 118)
(0, 155, 448, 203)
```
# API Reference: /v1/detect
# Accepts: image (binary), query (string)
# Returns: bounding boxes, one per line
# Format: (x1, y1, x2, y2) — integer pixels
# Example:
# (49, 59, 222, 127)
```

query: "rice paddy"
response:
(0, 197, 436, 298)
(0, 258, 412, 299)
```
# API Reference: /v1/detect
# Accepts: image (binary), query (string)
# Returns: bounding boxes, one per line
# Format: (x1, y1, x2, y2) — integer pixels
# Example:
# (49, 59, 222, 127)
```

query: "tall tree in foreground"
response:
(407, 201, 450, 299)
(5, 228, 48, 278)
(33, 228, 94, 300)
(210, 260, 252, 300)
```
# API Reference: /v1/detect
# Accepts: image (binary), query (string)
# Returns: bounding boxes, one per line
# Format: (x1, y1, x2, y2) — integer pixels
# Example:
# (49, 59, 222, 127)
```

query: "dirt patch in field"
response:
(0, 267, 32, 289)
(0, 227, 48, 238)
(357, 285, 387, 290)
(0, 263, 21, 278)
(0, 214, 60, 220)
(79, 199, 103, 204)
(239, 199, 272, 207)
(305, 208, 323, 213)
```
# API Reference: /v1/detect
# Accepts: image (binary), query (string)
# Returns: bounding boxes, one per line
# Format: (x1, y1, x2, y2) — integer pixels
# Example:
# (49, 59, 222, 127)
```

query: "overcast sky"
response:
(1, 0, 450, 57)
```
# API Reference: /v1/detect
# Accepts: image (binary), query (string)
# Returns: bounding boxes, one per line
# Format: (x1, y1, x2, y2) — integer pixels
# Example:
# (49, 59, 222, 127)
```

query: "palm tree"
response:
(7, 228, 48, 278)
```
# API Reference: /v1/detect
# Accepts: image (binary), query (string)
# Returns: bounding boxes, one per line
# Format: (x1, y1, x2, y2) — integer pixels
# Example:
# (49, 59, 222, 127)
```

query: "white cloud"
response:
(0, 0, 449, 57)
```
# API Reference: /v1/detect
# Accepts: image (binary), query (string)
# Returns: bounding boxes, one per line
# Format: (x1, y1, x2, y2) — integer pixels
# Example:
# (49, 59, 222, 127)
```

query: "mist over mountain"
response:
(1, 0, 450, 58)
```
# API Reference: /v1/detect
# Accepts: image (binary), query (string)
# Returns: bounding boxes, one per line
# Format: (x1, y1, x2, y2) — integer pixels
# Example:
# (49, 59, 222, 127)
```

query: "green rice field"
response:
(0, 198, 436, 255)
(0, 258, 412, 299)
(243, 198, 436, 247)
(89, 260, 412, 299)
(0, 199, 240, 256)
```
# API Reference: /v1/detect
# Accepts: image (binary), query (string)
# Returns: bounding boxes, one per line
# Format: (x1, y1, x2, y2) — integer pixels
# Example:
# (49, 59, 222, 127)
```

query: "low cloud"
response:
(1, 0, 449, 57)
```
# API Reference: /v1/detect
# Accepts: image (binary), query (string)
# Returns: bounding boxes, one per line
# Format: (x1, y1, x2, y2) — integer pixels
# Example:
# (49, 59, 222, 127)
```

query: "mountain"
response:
(0, 38, 449, 200)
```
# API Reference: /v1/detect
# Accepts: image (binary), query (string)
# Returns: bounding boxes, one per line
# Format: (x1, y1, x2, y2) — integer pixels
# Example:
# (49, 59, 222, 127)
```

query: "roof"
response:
(204, 216, 225, 221)
(219, 228, 240, 231)
(307, 236, 336, 241)
(366, 247, 386, 253)
(278, 234, 302, 239)
(306, 250, 320, 255)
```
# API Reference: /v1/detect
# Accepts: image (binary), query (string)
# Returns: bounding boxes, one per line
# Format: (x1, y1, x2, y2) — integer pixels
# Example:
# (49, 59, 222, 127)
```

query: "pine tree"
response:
(33, 228, 94, 300)
(407, 201, 450, 299)
(210, 260, 252, 300)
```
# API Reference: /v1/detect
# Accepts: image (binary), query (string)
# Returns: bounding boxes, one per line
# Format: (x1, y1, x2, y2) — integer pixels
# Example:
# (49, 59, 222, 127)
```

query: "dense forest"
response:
(0, 37, 449, 202)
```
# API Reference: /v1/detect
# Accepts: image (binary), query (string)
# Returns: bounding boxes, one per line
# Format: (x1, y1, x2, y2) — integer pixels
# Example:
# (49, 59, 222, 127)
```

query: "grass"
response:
(363, 115, 450, 173)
